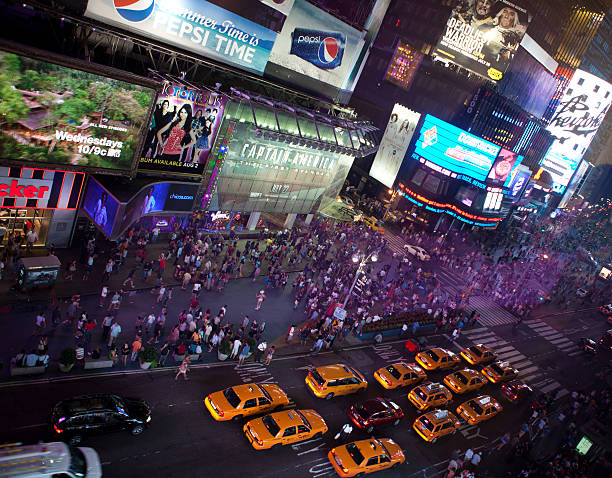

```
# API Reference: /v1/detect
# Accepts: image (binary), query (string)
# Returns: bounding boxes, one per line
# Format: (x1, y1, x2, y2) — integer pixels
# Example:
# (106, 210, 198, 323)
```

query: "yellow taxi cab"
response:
(481, 361, 518, 383)
(456, 395, 503, 425)
(243, 409, 327, 450)
(413, 409, 461, 443)
(362, 216, 385, 234)
(373, 362, 426, 390)
(328, 438, 404, 477)
(205, 383, 290, 421)
(407, 382, 453, 411)
(415, 348, 461, 371)
(443, 368, 487, 394)
(305, 364, 367, 399)
(460, 344, 497, 365)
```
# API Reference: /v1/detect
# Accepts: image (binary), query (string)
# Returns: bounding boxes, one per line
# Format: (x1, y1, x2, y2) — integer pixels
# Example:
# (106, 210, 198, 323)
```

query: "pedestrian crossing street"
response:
(523, 318, 582, 356)
(457, 327, 569, 401)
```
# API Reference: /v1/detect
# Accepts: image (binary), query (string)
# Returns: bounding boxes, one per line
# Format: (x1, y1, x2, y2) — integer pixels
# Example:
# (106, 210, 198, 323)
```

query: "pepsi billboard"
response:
(85, 0, 278, 75)
(412, 115, 501, 183)
(264, 0, 366, 101)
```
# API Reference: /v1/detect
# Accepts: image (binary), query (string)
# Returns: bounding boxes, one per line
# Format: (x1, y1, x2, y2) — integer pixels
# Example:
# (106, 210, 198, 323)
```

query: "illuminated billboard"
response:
(139, 82, 227, 175)
(85, 0, 278, 75)
(212, 119, 353, 214)
(0, 49, 156, 173)
(82, 177, 120, 238)
(413, 115, 501, 183)
(264, 0, 366, 100)
(433, 0, 531, 81)
(542, 69, 612, 193)
(369, 104, 420, 188)
(487, 148, 523, 186)
(385, 40, 424, 91)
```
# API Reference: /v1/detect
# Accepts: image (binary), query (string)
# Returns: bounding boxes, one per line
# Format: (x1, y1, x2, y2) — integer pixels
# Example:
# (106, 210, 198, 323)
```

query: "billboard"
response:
(264, 0, 366, 100)
(85, 0, 278, 75)
(434, 0, 531, 81)
(542, 69, 612, 193)
(413, 114, 501, 183)
(81, 177, 120, 237)
(0, 49, 155, 173)
(369, 104, 420, 188)
(212, 120, 353, 214)
(508, 166, 531, 198)
(487, 147, 523, 186)
(139, 82, 227, 175)
(384, 40, 424, 91)
(117, 181, 198, 233)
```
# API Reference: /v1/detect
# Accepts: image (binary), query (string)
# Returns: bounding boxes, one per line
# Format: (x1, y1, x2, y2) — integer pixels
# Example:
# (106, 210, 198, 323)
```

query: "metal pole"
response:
(344, 260, 364, 307)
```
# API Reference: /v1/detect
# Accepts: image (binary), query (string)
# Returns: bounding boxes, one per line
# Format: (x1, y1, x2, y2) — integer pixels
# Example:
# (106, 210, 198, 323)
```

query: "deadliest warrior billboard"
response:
(434, 0, 531, 81)
(139, 82, 227, 175)
(0, 48, 156, 173)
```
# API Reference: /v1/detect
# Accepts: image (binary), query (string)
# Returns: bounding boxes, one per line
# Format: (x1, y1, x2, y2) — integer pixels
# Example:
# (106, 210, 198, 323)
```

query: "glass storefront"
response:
(0, 208, 53, 246)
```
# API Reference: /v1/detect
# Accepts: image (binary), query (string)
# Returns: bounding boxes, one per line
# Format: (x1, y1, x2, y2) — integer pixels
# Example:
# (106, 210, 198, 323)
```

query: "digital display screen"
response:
(81, 177, 120, 237)
(413, 115, 501, 182)
(487, 148, 523, 186)
(385, 40, 424, 91)
(508, 169, 531, 198)
(139, 82, 227, 175)
(433, 0, 531, 81)
(575, 436, 593, 455)
(0, 49, 155, 172)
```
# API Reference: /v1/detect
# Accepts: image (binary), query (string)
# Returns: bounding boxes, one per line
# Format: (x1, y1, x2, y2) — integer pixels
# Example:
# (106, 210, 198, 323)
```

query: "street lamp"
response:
(344, 251, 378, 307)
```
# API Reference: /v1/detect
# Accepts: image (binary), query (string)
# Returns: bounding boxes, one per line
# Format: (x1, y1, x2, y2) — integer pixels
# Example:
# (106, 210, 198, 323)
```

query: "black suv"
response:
(51, 394, 151, 444)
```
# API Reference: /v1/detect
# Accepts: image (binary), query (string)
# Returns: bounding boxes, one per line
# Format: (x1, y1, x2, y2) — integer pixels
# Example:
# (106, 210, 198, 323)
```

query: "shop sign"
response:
(0, 178, 52, 199)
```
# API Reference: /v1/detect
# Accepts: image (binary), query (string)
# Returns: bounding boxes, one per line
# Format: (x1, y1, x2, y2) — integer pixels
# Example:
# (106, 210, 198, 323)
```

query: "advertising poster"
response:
(117, 181, 198, 234)
(213, 120, 353, 214)
(487, 148, 523, 186)
(542, 69, 612, 193)
(369, 104, 421, 188)
(264, 0, 366, 99)
(413, 114, 501, 183)
(0, 49, 155, 172)
(508, 167, 531, 199)
(434, 0, 531, 81)
(139, 82, 227, 175)
(81, 177, 120, 237)
(85, 0, 278, 75)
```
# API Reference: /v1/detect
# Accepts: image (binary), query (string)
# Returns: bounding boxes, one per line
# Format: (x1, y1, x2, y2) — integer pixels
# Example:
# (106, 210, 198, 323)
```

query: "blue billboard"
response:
(413, 115, 501, 183)
(82, 177, 120, 238)
(85, 0, 278, 75)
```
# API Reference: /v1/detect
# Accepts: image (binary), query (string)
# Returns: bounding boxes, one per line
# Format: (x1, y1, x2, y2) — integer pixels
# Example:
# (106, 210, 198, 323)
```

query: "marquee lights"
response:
(398, 184, 501, 226)
(202, 121, 235, 209)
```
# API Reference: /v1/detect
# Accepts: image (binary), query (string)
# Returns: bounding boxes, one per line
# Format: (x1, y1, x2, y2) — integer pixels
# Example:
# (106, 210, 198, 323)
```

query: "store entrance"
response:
(0, 208, 52, 246)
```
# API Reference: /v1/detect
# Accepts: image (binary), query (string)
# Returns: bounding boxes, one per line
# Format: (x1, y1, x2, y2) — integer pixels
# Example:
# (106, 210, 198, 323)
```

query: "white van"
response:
(0, 442, 102, 477)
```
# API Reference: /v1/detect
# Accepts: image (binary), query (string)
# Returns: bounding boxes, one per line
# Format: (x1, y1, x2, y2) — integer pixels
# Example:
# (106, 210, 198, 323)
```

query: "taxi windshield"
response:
(420, 417, 434, 431)
(223, 388, 241, 408)
(262, 415, 281, 436)
(468, 400, 484, 415)
(425, 350, 440, 361)
(490, 363, 505, 375)
(469, 346, 483, 357)
(456, 373, 469, 385)
(385, 365, 401, 379)
(354, 404, 371, 420)
(296, 410, 311, 429)
(310, 370, 325, 386)
(414, 388, 428, 401)
(68, 445, 87, 478)
(345, 443, 365, 465)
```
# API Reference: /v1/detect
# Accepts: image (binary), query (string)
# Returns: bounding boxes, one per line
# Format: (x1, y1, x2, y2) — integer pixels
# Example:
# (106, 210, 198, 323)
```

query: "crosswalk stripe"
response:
(531, 378, 553, 388)
(522, 373, 544, 384)
(540, 332, 563, 339)
(558, 342, 578, 350)
(464, 332, 497, 341)
(524, 319, 544, 324)
(465, 327, 489, 335)
(549, 338, 572, 345)
(480, 339, 508, 347)
(497, 351, 525, 361)
(520, 366, 539, 376)
(567, 351, 582, 357)
(530, 325, 554, 332)
(540, 382, 562, 393)
(495, 346, 515, 354)
(513, 359, 533, 368)
(476, 337, 503, 346)
(556, 389, 569, 400)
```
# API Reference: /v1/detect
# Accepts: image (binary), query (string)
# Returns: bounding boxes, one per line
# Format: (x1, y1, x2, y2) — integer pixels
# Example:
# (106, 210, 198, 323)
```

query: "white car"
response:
(404, 244, 431, 261)
(576, 288, 588, 298)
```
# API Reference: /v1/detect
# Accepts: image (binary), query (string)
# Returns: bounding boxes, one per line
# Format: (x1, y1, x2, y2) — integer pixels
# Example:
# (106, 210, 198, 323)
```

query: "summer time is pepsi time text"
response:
(289, 28, 345, 70)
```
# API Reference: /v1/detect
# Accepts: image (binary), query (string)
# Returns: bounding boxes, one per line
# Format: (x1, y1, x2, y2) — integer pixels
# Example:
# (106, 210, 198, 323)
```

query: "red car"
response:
(348, 397, 404, 433)
(501, 380, 533, 403)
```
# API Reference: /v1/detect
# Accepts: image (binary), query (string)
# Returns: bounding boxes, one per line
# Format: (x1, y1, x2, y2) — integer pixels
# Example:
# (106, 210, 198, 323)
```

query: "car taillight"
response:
(54, 424, 63, 434)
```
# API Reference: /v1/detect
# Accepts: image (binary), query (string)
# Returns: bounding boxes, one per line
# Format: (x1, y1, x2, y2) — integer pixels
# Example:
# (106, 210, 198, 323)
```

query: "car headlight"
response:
(146, 416, 151, 423)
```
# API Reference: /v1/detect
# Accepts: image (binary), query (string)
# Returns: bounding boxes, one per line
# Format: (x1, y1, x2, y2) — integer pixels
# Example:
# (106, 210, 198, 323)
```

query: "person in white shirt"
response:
(26, 229, 38, 252)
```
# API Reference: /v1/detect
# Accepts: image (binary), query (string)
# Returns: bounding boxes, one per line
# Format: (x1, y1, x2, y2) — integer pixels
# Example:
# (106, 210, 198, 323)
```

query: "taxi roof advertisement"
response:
(434, 0, 531, 81)
(85, 0, 278, 75)
(263, 0, 366, 101)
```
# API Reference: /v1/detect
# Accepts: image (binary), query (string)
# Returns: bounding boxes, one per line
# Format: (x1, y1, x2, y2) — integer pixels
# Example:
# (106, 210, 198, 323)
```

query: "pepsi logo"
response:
(318, 37, 339, 65)
(113, 0, 155, 22)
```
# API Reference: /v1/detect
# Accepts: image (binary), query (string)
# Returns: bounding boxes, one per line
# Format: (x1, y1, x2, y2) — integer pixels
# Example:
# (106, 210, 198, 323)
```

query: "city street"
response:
(1, 304, 607, 478)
